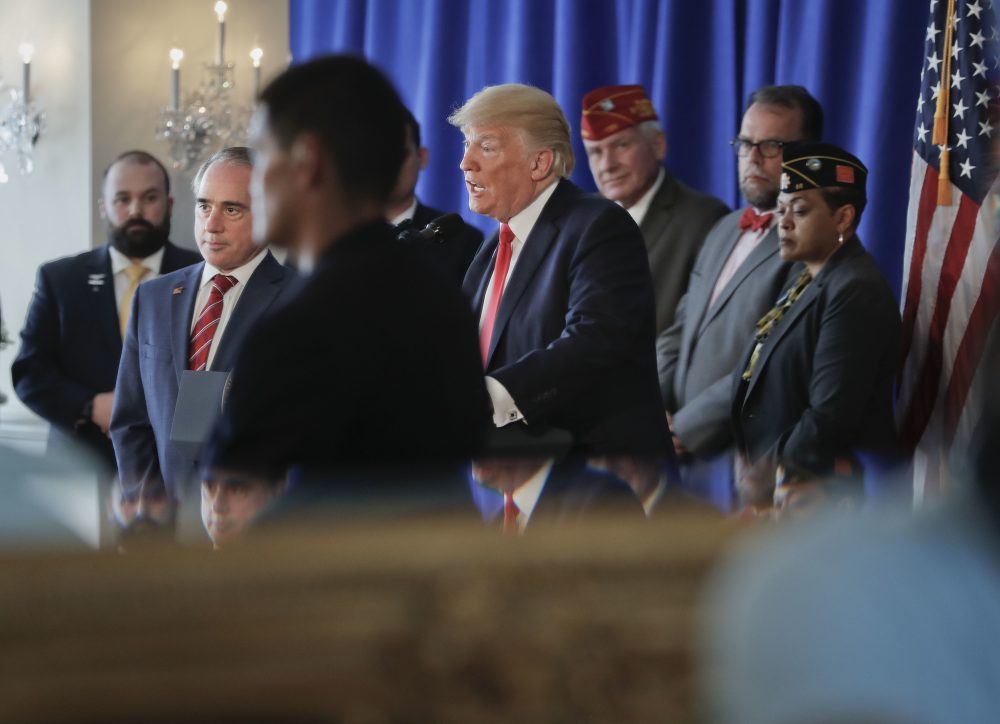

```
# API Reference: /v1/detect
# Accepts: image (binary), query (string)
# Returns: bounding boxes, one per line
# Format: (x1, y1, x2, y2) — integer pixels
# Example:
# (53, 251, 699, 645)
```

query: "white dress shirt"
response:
(510, 459, 555, 533)
(189, 249, 268, 371)
(481, 180, 560, 427)
(622, 167, 665, 227)
(109, 245, 166, 309)
(388, 197, 419, 227)
(708, 206, 776, 308)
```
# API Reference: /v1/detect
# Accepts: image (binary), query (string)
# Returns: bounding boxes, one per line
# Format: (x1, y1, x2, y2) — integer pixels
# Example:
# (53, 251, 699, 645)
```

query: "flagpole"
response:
(933, 0, 956, 206)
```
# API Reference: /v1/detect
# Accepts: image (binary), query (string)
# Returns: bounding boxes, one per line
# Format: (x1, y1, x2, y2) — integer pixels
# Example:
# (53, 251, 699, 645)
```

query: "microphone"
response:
(397, 213, 465, 244)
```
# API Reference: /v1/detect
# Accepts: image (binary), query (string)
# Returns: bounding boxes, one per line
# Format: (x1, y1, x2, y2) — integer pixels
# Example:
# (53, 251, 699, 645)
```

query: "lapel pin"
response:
(173, 286, 184, 295)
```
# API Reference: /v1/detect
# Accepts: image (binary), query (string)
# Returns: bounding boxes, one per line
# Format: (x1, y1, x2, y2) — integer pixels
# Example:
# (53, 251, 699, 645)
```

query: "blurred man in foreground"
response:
(208, 55, 488, 486)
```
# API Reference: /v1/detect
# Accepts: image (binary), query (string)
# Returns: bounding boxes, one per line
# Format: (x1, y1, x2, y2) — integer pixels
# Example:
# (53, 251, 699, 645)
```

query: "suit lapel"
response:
(468, 234, 498, 317)
(211, 252, 283, 370)
(89, 247, 122, 351)
(700, 225, 779, 333)
(638, 172, 676, 249)
(686, 214, 742, 337)
(169, 263, 205, 382)
(485, 181, 568, 365)
(742, 276, 821, 404)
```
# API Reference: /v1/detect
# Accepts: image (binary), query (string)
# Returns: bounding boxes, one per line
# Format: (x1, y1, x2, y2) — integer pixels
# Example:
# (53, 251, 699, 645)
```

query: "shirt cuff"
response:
(485, 376, 524, 427)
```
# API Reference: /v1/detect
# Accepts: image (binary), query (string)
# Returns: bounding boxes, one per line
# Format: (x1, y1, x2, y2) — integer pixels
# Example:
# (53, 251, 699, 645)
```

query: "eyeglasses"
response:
(730, 138, 787, 158)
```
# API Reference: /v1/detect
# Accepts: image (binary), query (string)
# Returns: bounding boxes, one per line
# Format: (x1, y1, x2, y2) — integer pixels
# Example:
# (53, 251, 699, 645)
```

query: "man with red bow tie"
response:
(656, 85, 823, 511)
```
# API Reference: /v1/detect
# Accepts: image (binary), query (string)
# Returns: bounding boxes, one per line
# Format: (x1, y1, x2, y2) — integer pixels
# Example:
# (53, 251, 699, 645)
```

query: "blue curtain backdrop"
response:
(290, 0, 925, 298)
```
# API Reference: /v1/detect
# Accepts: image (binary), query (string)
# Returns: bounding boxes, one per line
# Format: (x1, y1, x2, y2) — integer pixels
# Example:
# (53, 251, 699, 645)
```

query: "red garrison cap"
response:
(580, 84, 658, 141)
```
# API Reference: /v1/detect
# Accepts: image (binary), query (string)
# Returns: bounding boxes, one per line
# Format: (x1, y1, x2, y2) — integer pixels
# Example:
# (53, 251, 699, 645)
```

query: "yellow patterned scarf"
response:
(742, 269, 814, 381)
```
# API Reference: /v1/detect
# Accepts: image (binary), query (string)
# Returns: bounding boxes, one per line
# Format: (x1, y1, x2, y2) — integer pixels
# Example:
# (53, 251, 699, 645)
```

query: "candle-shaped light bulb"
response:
(250, 47, 264, 97)
(19, 42, 33, 103)
(169, 48, 184, 110)
(214, 1, 228, 64)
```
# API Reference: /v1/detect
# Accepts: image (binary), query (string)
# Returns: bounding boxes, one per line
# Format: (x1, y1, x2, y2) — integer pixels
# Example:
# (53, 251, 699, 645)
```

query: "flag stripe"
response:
(900, 193, 980, 448)
(943, 237, 1000, 443)
(899, 162, 940, 368)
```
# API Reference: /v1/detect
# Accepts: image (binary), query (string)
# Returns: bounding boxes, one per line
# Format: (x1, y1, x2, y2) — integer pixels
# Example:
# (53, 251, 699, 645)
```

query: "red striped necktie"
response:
(479, 223, 515, 365)
(188, 274, 238, 371)
(502, 491, 520, 535)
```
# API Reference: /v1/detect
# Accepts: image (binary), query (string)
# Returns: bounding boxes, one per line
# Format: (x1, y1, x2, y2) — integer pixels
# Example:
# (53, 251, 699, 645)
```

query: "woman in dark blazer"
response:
(731, 142, 900, 508)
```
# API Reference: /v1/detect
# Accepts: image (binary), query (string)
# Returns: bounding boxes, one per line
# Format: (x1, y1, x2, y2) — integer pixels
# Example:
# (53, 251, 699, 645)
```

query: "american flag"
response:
(898, 0, 1000, 501)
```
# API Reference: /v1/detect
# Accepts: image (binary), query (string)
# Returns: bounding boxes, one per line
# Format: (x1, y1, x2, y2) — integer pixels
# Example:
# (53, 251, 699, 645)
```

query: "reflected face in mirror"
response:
(201, 473, 284, 547)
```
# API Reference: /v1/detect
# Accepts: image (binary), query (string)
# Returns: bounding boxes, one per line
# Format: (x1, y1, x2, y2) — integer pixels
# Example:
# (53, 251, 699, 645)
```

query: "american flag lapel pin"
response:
(173, 286, 184, 295)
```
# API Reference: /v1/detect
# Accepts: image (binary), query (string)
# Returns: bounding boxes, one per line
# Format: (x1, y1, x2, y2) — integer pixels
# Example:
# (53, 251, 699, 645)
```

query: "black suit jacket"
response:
(463, 179, 669, 456)
(111, 252, 299, 492)
(407, 201, 484, 287)
(731, 237, 901, 474)
(208, 220, 489, 478)
(11, 242, 200, 470)
(639, 171, 729, 335)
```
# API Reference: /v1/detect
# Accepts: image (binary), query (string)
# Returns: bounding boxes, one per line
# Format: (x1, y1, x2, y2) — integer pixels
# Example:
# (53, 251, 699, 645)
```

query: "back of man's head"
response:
(747, 85, 823, 141)
(258, 54, 408, 206)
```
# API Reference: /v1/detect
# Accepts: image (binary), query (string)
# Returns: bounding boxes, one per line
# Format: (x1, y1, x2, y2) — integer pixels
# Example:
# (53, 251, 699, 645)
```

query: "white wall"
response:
(0, 0, 93, 431)
(0, 0, 288, 431)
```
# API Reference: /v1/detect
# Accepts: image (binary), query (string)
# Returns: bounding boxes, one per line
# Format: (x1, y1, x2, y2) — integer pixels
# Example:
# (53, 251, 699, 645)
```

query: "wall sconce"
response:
(155, 2, 263, 171)
(0, 42, 45, 184)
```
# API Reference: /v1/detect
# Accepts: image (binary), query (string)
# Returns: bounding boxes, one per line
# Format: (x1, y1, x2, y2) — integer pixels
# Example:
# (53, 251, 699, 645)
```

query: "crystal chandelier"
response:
(156, 2, 262, 171)
(0, 43, 44, 184)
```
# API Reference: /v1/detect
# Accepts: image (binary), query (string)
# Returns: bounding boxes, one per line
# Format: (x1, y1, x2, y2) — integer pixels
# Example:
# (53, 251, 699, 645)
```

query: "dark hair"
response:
(258, 54, 408, 206)
(402, 105, 421, 149)
(102, 150, 171, 196)
(192, 146, 253, 193)
(818, 186, 867, 229)
(748, 85, 823, 141)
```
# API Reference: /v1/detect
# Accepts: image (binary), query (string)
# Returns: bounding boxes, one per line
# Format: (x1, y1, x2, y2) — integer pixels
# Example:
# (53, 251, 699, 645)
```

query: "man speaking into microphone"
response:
(452, 83, 669, 457)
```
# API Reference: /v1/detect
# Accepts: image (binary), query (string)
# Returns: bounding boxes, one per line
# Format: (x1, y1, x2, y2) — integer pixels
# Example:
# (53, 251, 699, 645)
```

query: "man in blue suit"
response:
(110, 147, 298, 496)
(451, 83, 669, 457)
(12, 150, 200, 477)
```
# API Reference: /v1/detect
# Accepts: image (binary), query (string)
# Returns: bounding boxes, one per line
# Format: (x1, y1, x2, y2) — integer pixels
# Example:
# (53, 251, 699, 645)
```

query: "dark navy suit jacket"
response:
(11, 242, 200, 471)
(398, 201, 484, 289)
(110, 251, 298, 491)
(463, 178, 670, 457)
(731, 237, 901, 475)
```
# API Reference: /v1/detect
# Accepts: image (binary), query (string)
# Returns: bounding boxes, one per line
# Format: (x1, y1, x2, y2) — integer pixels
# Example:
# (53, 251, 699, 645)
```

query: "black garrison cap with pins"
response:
(779, 141, 868, 198)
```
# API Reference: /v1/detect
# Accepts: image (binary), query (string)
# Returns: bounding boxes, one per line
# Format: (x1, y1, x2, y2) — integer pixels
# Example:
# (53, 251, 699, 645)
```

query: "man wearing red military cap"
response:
(582, 84, 728, 335)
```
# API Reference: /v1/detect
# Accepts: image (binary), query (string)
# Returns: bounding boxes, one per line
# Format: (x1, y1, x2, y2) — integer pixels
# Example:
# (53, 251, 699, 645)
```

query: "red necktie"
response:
(188, 274, 239, 371)
(503, 491, 520, 535)
(738, 207, 774, 233)
(479, 223, 515, 365)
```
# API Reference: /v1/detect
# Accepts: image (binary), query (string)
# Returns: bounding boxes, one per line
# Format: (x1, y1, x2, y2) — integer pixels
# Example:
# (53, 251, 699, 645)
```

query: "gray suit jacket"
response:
(656, 209, 799, 457)
(641, 171, 729, 335)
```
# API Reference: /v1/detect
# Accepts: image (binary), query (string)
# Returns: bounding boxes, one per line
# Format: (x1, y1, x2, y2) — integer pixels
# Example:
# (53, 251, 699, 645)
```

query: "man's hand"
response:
(666, 411, 687, 457)
(91, 392, 115, 435)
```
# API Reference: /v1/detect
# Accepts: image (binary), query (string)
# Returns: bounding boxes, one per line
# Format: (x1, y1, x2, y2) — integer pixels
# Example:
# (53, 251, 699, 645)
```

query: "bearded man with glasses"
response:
(655, 85, 823, 511)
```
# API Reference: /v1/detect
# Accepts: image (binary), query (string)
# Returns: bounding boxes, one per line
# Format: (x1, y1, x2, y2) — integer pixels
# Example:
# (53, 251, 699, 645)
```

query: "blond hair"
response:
(448, 83, 575, 177)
